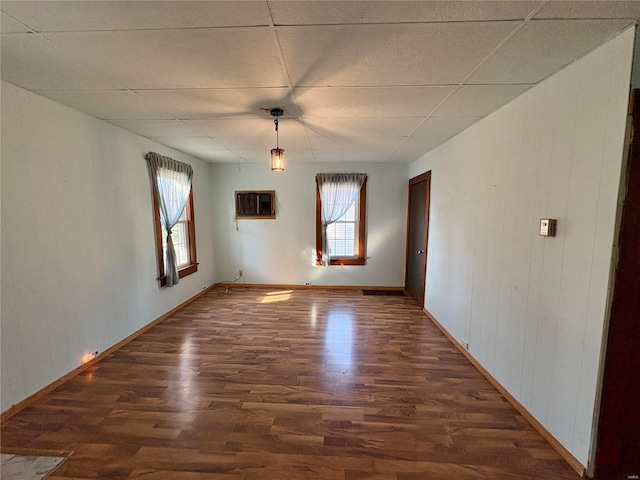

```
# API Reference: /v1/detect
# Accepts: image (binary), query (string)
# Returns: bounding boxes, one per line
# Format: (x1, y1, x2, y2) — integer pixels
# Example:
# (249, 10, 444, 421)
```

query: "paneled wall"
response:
(1, 82, 216, 412)
(409, 27, 634, 466)
(210, 162, 408, 287)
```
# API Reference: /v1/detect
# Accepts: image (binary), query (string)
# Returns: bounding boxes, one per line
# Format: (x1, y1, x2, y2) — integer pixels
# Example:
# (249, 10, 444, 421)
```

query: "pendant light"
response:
(270, 108, 285, 171)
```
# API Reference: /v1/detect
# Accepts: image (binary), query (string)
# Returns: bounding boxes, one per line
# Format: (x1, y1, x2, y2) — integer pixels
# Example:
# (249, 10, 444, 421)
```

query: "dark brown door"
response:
(405, 172, 430, 305)
(593, 90, 640, 480)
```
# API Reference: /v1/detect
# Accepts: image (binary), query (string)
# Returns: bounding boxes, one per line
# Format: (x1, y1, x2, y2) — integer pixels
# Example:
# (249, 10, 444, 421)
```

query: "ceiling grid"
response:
(1, 1, 638, 165)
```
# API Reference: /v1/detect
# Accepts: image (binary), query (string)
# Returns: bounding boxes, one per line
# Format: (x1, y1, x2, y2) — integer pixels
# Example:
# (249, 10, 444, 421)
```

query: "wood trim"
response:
(0, 284, 217, 424)
(328, 258, 366, 266)
(217, 283, 405, 291)
(185, 187, 197, 272)
(315, 177, 367, 266)
(177, 263, 198, 278)
(422, 175, 430, 304)
(409, 171, 431, 186)
(357, 179, 367, 260)
(423, 307, 586, 478)
(315, 180, 323, 263)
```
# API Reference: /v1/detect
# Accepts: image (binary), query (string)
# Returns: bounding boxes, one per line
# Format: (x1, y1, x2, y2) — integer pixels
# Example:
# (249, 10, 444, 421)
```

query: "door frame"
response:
(405, 171, 431, 306)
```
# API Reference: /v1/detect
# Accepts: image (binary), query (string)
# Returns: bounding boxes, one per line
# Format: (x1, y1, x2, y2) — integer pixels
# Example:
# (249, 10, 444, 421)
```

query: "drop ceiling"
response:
(1, 1, 638, 165)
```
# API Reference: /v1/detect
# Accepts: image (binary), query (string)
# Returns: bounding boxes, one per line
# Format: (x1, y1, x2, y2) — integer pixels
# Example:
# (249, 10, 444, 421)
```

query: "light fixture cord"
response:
(274, 117, 279, 149)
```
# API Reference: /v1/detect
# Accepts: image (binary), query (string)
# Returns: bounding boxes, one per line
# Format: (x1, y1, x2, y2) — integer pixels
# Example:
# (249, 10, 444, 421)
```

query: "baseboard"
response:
(0, 284, 216, 424)
(214, 282, 405, 291)
(422, 307, 586, 478)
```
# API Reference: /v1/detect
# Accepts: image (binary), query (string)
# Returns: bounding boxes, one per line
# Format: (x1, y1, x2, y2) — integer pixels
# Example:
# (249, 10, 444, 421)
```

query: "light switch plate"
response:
(540, 218, 557, 236)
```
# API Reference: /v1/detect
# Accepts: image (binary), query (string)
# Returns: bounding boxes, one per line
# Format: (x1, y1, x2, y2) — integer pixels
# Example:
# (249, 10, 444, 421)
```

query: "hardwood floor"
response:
(1, 288, 579, 479)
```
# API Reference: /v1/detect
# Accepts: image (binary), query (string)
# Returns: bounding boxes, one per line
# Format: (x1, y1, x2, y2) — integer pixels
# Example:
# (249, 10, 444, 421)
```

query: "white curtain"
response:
(145, 152, 193, 287)
(317, 173, 366, 266)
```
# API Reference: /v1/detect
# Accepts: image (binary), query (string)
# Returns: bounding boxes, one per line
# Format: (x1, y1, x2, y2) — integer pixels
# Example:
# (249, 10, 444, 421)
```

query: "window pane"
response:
(326, 220, 356, 256)
(162, 213, 190, 268)
(342, 203, 356, 221)
(325, 196, 358, 257)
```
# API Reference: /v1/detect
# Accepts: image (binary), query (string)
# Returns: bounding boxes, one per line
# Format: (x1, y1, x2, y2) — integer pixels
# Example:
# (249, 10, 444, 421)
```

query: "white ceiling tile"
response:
(213, 134, 309, 151)
(284, 150, 316, 164)
(186, 118, 271, 137)
(35, 90, 174, 120)
(304, 117, 423, 137)
(385, 148, 435, 164)
(270, 1, 538, 24)
(44, 28, 288, 89)
(313, 149, 394, 162)
(295, 87, 455, 118)
(278, 22, 519, 86)
(1, 11, 33, 33)
(309, 136, 406, 150)
(230, 149, 271, 164)
(186, 150, 245, 164)
(107, 120, 202, 138)
(385, 138, 453, 162)
(468, 19, 633, 84)
(0, 34, 120, 90)
(233, 149, 315, 164)
(413, 116, 482, 137)
(401, 136, 453, 150)
(0, 1, 270, 31)
(186, 118, 307, 139)
(433, 85, 532, 117)
(134, 88, 297, 120)
(149, 137, 227, 151)
(536, 1, 640, 20)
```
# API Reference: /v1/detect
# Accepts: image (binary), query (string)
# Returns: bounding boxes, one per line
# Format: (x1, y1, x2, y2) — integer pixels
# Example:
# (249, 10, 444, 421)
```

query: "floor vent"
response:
(362, 289, 406, 296)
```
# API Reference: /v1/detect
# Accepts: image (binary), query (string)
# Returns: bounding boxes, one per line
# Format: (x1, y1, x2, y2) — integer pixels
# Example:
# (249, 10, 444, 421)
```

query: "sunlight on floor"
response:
(259, 290, 293, 304)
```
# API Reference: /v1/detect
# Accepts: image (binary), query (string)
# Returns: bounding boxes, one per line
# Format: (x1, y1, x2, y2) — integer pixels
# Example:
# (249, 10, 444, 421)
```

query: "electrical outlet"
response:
(461, 338, 469, 350)
(82, 350, 99, 364)
(239, 269, 243, 277)
(304, 282, 311, 286)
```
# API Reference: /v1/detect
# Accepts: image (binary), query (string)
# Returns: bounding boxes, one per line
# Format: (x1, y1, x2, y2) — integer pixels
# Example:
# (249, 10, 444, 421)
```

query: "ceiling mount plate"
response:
(270, 108, 284, 117)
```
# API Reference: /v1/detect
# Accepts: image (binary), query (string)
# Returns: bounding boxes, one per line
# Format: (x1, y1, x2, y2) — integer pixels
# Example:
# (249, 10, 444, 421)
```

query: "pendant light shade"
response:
(270, 108, 285, 172)
(271, 148, 285, 171)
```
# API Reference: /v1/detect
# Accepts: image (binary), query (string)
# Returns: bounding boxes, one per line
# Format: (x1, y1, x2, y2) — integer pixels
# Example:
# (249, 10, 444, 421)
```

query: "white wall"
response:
(409, 27, 634, 467)
(211, 162, 407, 287)
(0, 82, 216, 412)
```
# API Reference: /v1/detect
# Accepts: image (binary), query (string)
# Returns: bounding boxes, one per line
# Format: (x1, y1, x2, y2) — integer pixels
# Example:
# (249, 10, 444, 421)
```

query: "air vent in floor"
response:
(362, 289, 406, 296)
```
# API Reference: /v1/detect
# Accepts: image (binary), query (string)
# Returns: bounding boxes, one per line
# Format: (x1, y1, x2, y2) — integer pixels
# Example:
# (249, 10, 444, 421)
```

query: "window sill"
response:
(158, 263, 198, 286)
(316, 258, 366, 266)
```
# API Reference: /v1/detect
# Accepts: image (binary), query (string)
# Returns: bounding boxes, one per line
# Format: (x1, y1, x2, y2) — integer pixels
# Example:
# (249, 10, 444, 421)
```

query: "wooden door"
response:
(593, 90, 640, 480)
(405, 172, 431, 305)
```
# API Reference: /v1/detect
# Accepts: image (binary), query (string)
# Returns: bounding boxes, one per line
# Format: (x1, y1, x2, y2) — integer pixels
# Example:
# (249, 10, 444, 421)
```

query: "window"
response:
(146, 152, 197, 287)
(316, 176, 367, 265)
(326, 198, 358, 257)
(152, 186, 197, 286)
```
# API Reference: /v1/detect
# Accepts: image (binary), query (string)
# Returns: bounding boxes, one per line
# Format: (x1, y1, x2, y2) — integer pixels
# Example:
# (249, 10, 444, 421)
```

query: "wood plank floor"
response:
(1, 288, 579, 479)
